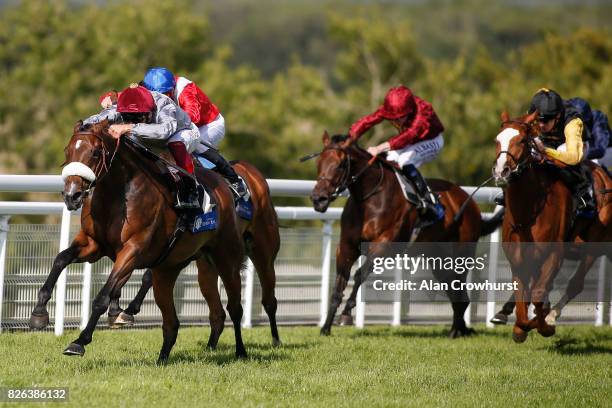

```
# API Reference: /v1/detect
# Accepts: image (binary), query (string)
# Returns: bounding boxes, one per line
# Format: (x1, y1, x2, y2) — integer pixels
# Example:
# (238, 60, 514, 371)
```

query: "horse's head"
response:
(492, 110, 539, 186)
(310, 131, 356, 212)
(61, 120, 115, 210)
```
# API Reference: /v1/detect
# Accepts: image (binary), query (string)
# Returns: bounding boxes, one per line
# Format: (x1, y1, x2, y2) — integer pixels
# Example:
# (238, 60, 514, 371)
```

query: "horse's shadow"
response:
(544, 330, 612, 356)
(347, 325, 505, 340)
(74, 340, 315, 370)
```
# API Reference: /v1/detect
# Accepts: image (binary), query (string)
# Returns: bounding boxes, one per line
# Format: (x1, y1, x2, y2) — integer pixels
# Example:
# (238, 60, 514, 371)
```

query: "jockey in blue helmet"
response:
(143, 67, 247, 199)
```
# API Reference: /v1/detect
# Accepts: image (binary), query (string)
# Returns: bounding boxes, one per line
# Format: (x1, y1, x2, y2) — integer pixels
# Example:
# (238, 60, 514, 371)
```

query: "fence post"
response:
(391, 266, 401, 326)
(242, 258, 254, 328)
(355, 256, 365, 329)
(54, 206, 71, 336)
(486, 227, 501, 328)
(80, 262, 92, 330)
(0, 216, 10, 333)
(319, 221, 333, 327)
(595, 256, 606, 327)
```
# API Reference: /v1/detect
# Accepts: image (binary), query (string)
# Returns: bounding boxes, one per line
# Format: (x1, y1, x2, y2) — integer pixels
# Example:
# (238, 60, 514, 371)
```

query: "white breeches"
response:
(386, 133, 444, 168)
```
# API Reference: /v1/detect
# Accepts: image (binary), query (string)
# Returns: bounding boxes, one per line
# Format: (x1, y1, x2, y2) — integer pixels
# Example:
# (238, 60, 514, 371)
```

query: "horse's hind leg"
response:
(249, 230, 281, 346)
(432, 267, 473, 338)
(546, 254, 597, 326)
(30, 232, 100, 330)
(152, 266, 182, 365)
(491, 294, 515, 325)
(109, 269, 154, 327)
(195, 257, 226, 350)
(213, 249, 247, 358)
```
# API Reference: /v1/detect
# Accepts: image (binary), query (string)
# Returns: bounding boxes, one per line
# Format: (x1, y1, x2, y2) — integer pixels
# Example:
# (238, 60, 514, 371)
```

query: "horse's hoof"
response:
(490, 313, 508, 325)
(339, 314, 353, 326)
(272, 337, 282, 347)
(545, 310, 559, 327)
(109, 312, 135, 328)
(29, 312, 49, 330)
(538, 325, 556, 338)
(236, 350, 248, 359)
(63, 343, 85, 356)
(512, 328, 528, 343)
(320, 327, 331, 336)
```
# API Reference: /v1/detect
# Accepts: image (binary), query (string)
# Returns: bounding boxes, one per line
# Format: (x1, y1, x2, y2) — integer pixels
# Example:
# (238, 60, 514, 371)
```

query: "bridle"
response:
(316, 145, 385, 201)
(494, 120, 538, 183)
(63, 130, 120, 197)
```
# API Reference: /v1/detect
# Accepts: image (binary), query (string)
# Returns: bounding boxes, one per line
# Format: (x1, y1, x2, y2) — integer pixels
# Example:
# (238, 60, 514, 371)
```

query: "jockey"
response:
(84, 84, 201, 209)
(528, 88, 594, 212)
(348, 85, 445, 223)
(142, 67, 247, 199)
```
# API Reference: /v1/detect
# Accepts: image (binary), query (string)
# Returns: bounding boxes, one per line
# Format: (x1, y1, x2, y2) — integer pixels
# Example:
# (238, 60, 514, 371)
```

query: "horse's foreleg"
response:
(547, 254, 597, 326)
(321, 240, 360, 336)
(30, 233, 100, 330)
(532, 252, 563, 337)
(196, 258, 225, 351)
(63, 247, 137, 357)
(512, 275, 531, 343)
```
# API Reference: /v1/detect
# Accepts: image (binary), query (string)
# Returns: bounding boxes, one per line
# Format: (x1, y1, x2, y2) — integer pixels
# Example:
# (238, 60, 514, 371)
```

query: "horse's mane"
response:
(329, 133, 400, 171)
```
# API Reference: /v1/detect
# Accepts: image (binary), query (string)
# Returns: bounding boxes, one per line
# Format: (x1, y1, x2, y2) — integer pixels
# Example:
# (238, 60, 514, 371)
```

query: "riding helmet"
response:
(380, 85, 417, 120)
(117, 84, 155, 113)
(529, 88, 564, 120)
(143, 67, 176, 94)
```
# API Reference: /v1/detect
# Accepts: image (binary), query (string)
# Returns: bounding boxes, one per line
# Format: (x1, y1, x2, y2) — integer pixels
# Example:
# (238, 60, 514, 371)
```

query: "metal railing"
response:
(0, 175, 608, 335)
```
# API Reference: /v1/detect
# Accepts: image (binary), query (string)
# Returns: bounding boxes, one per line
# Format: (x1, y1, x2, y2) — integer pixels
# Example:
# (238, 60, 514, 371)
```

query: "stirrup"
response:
(229, 179, 249, 201)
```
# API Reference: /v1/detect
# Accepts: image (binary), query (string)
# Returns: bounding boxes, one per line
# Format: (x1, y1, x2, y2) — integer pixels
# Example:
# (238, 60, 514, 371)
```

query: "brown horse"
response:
(29, 121, 248, 362)
(111, 161, 282, 347)
(310, 132, 503, 337)
(492, 111, 611, 342)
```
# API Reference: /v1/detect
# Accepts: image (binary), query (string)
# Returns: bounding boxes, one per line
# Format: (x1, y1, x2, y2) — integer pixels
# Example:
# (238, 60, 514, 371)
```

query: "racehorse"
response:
(492, 111, 611, 342)
(110, 161, 282, 347)
(29, 120, 248, 362)
(310, 132, 504, 337)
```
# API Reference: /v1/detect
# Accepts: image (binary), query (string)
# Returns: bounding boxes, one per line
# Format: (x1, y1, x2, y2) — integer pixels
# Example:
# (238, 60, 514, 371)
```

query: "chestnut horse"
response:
(110, 161, 282, 347)
(29, 121, 248, 362)
(310, 133, 503, 337)
(492, 111, 611, 342)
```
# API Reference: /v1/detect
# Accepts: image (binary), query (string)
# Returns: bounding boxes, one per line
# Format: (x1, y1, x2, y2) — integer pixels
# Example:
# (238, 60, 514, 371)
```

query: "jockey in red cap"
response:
(349, 85, 445, 223)
(84, 84, 201, 209)
(141, 67, 247, 199)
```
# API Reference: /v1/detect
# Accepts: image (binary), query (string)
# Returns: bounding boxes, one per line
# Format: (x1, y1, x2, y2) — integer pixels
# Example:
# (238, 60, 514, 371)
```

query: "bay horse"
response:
(109, 161, 282, 347)
(310, 132, 504, 337)
(29, 120, 248, 362)
(492, 111, 611, 342)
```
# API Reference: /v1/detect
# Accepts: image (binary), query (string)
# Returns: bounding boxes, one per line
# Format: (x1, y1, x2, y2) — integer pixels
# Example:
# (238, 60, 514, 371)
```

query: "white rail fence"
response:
(0, 175, 608, 335)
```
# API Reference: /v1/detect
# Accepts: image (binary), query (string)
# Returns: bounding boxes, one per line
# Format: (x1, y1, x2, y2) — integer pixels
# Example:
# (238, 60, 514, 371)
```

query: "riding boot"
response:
(175, 175, 201, 210)
(167, 141, 200, 210)
(199, 149, 248, 199)
(401, 164, 443, 223)
(558, 165, 596, 216)
(494, 191, 506, 206)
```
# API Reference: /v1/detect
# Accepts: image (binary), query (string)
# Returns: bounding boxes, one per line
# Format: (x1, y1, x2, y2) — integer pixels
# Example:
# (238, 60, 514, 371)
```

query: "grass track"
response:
(0, 325, 610, 407)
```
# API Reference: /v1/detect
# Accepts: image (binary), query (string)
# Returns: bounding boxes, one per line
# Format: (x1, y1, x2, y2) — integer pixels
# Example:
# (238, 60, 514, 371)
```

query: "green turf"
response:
(0, 325, 610, 407)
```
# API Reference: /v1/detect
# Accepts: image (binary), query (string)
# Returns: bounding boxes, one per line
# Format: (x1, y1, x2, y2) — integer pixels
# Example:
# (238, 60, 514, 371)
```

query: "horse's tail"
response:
(480, 207, 505, 237)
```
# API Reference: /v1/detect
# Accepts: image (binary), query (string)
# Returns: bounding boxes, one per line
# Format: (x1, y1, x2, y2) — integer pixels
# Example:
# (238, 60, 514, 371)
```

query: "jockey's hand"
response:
(533, 137, 545, 152)
(100, 95, 113, 109)
(367, 142, 391, 157)
(108, 124, 134, 139)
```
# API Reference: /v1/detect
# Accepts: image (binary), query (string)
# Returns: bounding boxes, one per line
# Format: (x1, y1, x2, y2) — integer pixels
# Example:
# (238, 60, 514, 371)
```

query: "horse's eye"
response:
(92, 149, 101, 159)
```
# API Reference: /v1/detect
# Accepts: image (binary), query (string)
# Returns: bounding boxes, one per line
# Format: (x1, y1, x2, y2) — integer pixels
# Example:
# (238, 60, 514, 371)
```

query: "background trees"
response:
(1, 0, 610, 204)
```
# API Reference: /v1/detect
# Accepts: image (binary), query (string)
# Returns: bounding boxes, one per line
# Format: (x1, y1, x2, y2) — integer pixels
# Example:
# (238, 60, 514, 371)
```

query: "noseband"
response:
(316, 145, 384, 200)
(63, 131, 119, 197)
(494, 121, 537, 182)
